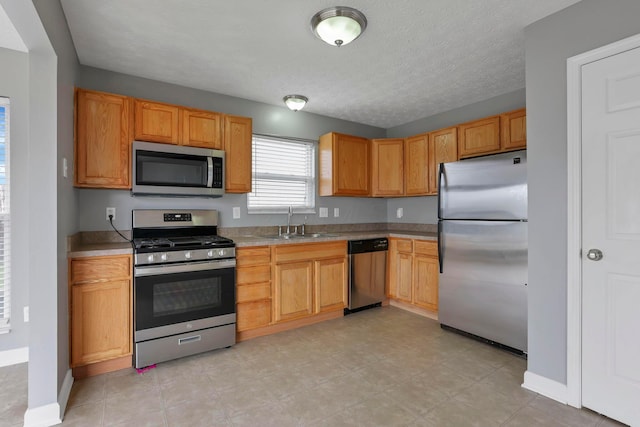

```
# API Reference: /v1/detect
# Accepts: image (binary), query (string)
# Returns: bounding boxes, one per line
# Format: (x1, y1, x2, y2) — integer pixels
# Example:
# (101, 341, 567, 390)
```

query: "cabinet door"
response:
(314, 257, 348, 313)
(413, 255, 439, 311)
(134, 99, 180, 144)
(371, 138, 404, 196)
(428, 127, 457, 194)
(396, 252, 413, 303)
(404, 134, 429, 196)
(75, 89, 131, 188)
(182, 108, 223, 149)
(458, 116, 500, 158)
(237, 300, 271, 331)
(224, 115, 252, 193)
(501, 108, 526, 151)
(322, 133, 370, 196)
(71, 279, 131, 367)
(273, 261, 314, 322)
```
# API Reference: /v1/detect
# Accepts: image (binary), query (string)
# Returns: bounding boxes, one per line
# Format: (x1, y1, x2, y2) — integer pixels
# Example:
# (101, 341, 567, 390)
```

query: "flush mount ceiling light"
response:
(283, 95, 308, 111)
(310, 6, 367, 47)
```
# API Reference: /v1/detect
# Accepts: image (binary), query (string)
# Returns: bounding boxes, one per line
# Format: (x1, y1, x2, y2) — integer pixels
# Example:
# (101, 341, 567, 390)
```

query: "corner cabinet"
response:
(69, 255, 132, 372)
(371, 138, 404, 197)
(224, 115, 253, 193)
(74, 89, 131, 189)
(319, 132, 371, 196)
(272, 241, 347, 323)
(388, 238, 438, 312)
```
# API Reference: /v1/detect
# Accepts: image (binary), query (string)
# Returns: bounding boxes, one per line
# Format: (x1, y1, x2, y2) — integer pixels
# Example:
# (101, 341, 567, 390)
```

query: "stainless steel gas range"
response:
(132, 209, 236, 368)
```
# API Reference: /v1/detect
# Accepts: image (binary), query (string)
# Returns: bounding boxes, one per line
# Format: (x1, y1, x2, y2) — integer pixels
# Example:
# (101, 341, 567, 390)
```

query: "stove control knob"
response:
(207, 250, 214, 258)
(147, 254, 154, 263)
(185, 251, 192, 260)
(218, 249, 226, 257)
(160, 253, 168, 262)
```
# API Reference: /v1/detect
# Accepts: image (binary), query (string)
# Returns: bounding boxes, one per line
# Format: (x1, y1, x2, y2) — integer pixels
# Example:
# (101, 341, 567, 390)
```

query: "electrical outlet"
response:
(23, 306, 29, 323)
(334, 208, 340, 217)
(319, 207, 328, 218)
(396, 207, 404, 218)
(106, 207, 116, 221)
(232, 207, 241, 219)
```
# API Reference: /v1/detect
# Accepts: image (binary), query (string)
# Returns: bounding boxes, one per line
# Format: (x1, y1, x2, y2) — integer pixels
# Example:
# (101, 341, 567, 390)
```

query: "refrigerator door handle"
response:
(438, 221, 444, 273)
(437, 163, 444, 219)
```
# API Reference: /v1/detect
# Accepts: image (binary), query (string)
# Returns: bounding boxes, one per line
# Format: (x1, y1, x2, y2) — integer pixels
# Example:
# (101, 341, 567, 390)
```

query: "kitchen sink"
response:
(259, 233, 339, 240)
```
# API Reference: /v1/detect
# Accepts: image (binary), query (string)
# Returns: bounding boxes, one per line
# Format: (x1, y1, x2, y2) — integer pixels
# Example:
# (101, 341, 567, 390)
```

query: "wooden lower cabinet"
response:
(272, 241, 347, 323)
(236, 247, 271, 332)
(69, 255, 132, 369)
(388, 238, 439, 312)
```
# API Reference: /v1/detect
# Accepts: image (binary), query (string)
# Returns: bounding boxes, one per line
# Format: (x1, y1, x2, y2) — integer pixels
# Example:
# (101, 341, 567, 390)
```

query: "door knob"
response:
(586, 249, 603, 261)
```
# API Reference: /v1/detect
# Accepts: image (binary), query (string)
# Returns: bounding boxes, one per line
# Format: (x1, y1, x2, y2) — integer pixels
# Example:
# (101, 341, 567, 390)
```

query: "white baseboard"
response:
(0, 346, 28, 367)
(522, 370, 568, 404)
(23, 369, 73, 427)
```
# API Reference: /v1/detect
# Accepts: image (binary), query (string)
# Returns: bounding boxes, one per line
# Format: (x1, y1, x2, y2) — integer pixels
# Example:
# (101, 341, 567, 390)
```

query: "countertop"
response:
(67, 229, 437, 258)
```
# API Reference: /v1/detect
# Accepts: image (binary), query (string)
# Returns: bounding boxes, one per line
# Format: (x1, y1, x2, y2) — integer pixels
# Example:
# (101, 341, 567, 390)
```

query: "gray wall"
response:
(33, 0, 80, 395)
(525, 0, 640, 384)
(76, 66, 388, 231)
(0, 48, 29, 352)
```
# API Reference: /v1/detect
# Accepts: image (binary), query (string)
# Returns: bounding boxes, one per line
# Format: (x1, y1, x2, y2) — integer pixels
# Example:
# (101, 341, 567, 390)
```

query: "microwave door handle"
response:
(207, 157, 213, 188)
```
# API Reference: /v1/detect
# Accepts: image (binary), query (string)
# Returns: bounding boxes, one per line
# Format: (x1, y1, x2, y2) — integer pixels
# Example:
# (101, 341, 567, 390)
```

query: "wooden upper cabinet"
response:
(457, 115, 500, 158)
(428, 127, 458, 194)
(75, 89, 131, 189)
(134, 99, 180, 144)
(223, 115, 252, 193)
(182, 108, 223, 149)
(371, 138, 404, 197)
(501, 108, 527, 151)
(319, 132, 370, 196)
(404, 134, 429, 196)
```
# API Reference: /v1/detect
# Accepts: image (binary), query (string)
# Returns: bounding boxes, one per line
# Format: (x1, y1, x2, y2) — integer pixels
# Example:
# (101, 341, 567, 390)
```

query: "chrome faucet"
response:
(286, 206, 293, 235)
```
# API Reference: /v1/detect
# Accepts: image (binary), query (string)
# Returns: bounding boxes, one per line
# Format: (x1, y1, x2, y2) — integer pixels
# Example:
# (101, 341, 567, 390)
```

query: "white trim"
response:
(566, 31, 640, 411)
(0, 346, 27, 367)
(23, 369, 73, 427)
(522, 370, 568, 404)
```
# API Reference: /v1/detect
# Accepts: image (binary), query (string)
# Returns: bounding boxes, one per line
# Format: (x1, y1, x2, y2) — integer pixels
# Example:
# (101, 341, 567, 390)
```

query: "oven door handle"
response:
(135, 259, 236, 277)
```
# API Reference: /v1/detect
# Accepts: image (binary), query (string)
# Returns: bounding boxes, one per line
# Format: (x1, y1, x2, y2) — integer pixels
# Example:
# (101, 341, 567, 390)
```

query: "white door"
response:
(582, 46, 640, 426)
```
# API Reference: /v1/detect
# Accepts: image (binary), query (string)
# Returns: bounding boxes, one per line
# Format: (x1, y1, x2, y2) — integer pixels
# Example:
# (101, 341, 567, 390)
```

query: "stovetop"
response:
(133, 235, 234, 251)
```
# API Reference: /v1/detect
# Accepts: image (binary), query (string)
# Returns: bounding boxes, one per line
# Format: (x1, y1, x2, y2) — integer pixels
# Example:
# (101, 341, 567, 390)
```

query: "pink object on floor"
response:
(135, 364, 156, 374)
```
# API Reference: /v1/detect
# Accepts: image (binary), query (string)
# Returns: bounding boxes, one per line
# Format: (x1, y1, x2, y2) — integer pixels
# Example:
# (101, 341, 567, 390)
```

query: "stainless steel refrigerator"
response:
(438, 150, 527, 353)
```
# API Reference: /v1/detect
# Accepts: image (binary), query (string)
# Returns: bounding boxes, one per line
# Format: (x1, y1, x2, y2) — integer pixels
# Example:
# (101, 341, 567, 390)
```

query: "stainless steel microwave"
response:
(132, 141, 225, 197)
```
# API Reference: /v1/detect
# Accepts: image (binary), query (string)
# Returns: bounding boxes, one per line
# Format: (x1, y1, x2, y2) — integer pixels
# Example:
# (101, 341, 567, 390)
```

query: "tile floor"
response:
(0, 306, 628, 426)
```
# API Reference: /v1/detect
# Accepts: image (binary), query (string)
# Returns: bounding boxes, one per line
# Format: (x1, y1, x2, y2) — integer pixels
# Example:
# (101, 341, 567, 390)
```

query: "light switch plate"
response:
(62, 158, 68, 178)
(334, 208, 340, 217)
(396, 207, 404, 218)
(319, 207, 328, 218)
(232, 207, 241, 219)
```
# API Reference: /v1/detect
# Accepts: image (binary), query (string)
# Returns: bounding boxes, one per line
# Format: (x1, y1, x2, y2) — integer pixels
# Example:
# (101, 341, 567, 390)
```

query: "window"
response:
(247, 135, 316, 213)
(0, 98, 10, 333)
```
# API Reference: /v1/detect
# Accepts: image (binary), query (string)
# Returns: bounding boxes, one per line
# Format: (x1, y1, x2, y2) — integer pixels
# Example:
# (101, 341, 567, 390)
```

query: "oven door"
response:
(134, 259, 235, 342)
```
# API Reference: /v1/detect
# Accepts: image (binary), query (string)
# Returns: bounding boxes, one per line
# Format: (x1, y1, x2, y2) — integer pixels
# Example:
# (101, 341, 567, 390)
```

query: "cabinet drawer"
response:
(236, 246, 270, 266)
(396, 239, 413, 253)
(273, 241, 346, 263)
(237, 300, 271, 331)
(70, 256, 131, 284)
(236, 264, 270, 285)
(414, 240, 437, 257)
(237, 282, 271, 303)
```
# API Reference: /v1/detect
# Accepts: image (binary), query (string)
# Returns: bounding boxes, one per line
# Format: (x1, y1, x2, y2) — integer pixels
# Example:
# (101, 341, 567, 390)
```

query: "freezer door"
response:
(438, 220, 527, 352)
(438, 150, 527, 220)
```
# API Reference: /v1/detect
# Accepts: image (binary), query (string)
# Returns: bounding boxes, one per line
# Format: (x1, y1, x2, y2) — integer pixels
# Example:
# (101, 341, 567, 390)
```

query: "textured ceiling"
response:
(60, 0, 581, 129)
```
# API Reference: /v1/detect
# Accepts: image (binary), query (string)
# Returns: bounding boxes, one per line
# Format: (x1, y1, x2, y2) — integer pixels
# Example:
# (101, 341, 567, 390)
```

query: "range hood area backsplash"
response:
(76, 189, 440, 232)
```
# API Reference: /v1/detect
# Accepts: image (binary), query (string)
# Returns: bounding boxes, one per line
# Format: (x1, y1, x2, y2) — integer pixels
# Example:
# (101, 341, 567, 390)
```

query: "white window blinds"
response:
(0, 98, 10, 333)
(247, 135, 316, 213)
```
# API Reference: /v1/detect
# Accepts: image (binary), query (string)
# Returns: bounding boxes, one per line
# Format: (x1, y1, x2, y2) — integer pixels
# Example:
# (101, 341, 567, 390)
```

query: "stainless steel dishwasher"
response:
(347, 238, 388, 313)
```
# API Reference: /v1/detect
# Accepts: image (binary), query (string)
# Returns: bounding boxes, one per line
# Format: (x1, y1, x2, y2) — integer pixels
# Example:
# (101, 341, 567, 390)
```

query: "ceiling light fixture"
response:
(283, 95, 308, 112)
(310, 6, 367, 47)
